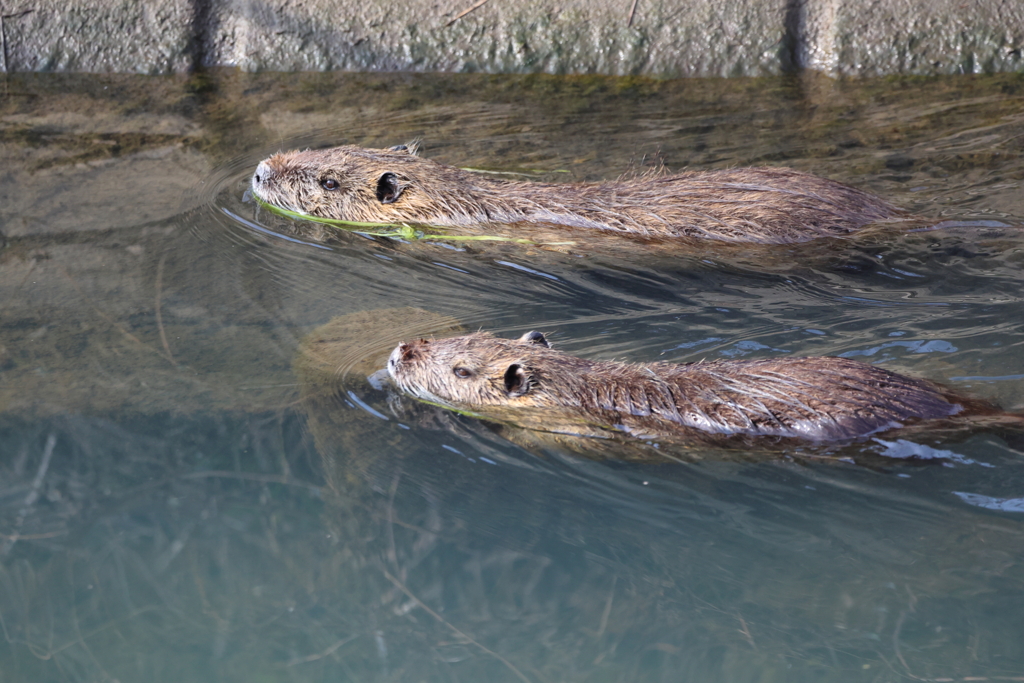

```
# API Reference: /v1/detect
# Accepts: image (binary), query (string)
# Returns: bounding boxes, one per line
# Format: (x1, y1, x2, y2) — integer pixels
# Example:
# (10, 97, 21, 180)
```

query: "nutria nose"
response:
(389, 342, 409, 370)
(253, 161, 273, 186)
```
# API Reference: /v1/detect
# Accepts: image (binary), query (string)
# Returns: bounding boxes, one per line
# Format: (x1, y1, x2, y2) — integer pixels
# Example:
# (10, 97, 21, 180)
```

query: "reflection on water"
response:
(1, 70, 1024, 682)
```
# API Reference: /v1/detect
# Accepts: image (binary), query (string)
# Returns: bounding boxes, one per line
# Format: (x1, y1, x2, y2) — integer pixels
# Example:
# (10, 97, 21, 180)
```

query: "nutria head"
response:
(387, 331, 560, 408)
(251, 143, 487, 225)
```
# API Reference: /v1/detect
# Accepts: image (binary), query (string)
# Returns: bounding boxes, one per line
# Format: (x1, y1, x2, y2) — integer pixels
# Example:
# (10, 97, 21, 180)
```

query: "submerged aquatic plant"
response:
(252, 194, 574, 246)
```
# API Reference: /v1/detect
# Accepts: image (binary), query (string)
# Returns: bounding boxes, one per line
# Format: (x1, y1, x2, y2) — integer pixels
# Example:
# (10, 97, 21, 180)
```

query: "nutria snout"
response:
(251, 144, 905, 244)
(386, 331, 1002, 443)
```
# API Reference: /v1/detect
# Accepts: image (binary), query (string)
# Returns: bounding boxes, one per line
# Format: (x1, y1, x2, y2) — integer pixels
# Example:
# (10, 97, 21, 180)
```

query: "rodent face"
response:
(387, 331, 551, 408)
(251, 144, 442, 223)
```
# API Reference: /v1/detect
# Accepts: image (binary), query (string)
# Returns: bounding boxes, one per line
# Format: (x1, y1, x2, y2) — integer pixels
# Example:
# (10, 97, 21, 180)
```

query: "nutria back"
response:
(386, 331, 997, 443)
(252, 144, 904, 244)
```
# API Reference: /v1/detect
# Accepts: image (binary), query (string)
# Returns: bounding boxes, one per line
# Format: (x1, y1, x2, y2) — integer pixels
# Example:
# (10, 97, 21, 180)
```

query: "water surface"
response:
(1, 71, 1024, 682)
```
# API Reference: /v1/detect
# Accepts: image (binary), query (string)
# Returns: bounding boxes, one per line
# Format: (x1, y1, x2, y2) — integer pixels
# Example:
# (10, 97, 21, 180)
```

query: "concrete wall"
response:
(1, 0, 1022, 77)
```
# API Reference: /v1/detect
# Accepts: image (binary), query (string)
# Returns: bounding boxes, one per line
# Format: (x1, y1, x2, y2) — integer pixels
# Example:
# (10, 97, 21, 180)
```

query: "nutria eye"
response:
(321, 178, 339, 191)
(453, 367, 473, 379)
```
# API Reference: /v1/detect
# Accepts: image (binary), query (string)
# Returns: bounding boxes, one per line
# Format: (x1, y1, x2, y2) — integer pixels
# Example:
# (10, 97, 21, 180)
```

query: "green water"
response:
(1, 70, 1024, 682)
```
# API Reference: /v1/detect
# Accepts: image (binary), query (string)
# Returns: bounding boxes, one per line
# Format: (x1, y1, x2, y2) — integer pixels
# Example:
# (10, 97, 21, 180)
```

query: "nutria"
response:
(251, 144, 904, 244)
(386, 331, 1007, 443)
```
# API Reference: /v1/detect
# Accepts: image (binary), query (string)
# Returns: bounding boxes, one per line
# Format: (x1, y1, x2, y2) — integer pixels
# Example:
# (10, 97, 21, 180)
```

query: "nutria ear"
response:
(518, 331, 550, 348)
(503, 363, 532, 397)
(388, 141, 421, 156)
(376, 172, 403, 204)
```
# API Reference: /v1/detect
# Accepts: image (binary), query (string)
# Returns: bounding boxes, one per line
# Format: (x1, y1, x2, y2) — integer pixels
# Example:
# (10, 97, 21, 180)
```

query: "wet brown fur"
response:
(252, 145, 905, 244)
(387, 332, 1002, 443)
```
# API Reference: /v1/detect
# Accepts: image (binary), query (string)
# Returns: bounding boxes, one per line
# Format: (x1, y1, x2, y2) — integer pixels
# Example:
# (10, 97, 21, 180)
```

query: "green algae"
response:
(253, 196, 574, 246)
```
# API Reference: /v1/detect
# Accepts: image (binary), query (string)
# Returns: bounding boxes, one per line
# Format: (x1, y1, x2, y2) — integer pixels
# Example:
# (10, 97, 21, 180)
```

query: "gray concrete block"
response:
(2, 0, 1023, 79)
(799, 0, 1024, 75)
(0, 0, 193, 73)
(202, 0, 791, 77)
